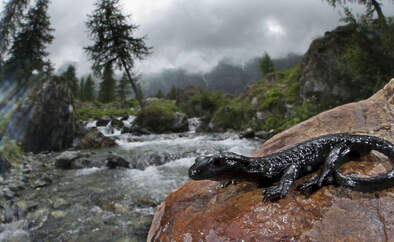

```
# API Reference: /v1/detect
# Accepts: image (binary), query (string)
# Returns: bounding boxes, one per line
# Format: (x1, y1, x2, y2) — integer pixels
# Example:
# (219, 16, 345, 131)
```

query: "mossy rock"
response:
(135, 101, 188, 133)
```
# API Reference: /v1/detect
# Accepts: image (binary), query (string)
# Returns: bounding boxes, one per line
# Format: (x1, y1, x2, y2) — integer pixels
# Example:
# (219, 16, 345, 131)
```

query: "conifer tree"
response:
(85, 0, 151, 108)
(155, 90, 164, 99)
(0, 0, 31, 64)
(61, 65, 79, 98)
(117, 73, 131, 103)
(259, 52, 275, 76)
(98, 64, 116, 103)
(79, 77, 85, 100)
(3, 0, 54, 81)
(325, 0, 386, 23)
(84, 74, 96, 101)
(167, 85, 178, 100)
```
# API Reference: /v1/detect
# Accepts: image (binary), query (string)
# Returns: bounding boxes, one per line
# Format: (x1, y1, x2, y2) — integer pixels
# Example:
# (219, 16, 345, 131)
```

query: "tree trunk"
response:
(121, 60, 145, 108)
(370, 0, 386, 24)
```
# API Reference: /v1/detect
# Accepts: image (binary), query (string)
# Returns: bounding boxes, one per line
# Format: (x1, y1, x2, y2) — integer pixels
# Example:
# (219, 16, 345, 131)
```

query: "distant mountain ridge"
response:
(140, 53, 302, 96)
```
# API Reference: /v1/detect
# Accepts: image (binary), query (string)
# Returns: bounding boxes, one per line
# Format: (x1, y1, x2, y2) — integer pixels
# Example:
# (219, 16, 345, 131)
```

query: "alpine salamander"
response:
(188, 133, 394, 202)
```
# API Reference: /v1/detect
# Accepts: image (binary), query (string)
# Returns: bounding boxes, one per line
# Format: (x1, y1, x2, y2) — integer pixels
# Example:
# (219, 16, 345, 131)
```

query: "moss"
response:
(0, 115, 11, 137)
(0, 136, 24, 164)
(135, 100, 181, 133)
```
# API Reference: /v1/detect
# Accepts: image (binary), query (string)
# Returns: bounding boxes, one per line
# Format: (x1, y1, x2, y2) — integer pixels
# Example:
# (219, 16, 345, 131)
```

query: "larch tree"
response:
(98, 63, 116, 103)
(117, 73, 131, 103)
(85, 0, 151, 108)
(325, 0, 387, 23)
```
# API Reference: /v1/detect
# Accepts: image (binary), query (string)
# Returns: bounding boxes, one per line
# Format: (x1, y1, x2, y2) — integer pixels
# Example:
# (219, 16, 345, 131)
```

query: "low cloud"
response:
(41, 0, 394, 75)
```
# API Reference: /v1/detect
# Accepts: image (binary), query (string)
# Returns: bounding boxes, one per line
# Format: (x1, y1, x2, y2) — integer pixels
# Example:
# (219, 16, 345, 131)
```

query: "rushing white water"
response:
(0, 117, 261, 242)
(187, 117, 201, 133)
(89, 117, 261, 202)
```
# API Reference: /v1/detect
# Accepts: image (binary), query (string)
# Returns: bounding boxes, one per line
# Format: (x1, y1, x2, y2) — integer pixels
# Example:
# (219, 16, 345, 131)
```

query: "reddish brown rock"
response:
(148, 79, 394, 242)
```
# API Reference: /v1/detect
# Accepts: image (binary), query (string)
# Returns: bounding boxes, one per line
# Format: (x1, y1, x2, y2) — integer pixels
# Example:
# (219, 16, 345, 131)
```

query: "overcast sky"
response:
(3, 0, 394, 76)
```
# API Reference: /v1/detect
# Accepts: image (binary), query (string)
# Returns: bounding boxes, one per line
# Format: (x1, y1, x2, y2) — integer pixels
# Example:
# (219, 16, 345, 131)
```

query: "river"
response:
(0, 118, 261, 241)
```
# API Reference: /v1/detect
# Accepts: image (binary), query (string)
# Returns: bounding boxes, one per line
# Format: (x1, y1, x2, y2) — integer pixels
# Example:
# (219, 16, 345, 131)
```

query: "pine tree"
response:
(84, 74, 96, 101)
(117, 73, 131, 103)
(259, 52, 275, 76)
(61, 65, 79, 98)
(3, 0, 54, 81)
(85, 0, 151, 108)
(98, 64, 116, 103)
(167, 85, 178, 100)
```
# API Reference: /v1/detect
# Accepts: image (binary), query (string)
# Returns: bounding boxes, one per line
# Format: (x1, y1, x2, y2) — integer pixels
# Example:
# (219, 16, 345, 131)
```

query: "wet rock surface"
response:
(148, 79, 394, 241)
(105, 155, 131, 169)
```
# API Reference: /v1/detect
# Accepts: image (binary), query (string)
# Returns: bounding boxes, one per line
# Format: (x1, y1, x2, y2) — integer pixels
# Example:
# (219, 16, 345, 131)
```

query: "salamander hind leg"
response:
(297, 145, 350, 195)
(297, 174, 336, 196)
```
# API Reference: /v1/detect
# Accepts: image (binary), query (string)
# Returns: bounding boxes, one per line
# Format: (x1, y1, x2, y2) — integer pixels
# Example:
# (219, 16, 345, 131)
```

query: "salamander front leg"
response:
(217, 179, 237, 189)
(262, 164, 301, 203)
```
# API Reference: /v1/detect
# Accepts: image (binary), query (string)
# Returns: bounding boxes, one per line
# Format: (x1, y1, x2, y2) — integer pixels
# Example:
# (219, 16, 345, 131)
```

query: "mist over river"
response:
(0, 118, 261, 241)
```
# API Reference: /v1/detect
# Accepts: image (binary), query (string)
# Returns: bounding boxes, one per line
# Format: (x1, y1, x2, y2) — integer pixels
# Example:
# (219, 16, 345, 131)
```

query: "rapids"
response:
(0, 117, 261, 241)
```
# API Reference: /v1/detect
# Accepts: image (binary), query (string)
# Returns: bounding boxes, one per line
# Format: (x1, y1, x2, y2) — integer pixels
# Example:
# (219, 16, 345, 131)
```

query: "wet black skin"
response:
(189, 133, 394, 202)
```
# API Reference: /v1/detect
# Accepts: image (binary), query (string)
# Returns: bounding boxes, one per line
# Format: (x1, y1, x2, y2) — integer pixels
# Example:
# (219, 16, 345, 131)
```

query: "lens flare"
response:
(0, 80, 35, 143)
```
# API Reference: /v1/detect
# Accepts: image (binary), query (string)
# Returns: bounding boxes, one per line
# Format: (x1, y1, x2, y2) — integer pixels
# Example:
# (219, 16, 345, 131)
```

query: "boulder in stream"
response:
(105, 155, 130, 169)
(74, 128, 117, 150)
(110, 118, 124, 130)
(96, 116, 111, 127)
(148, 79, 394, 241)
(54, 151, 84, 169)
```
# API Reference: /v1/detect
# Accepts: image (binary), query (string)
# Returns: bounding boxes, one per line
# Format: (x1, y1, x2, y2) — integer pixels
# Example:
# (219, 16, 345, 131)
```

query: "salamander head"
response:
(188, 153, 245, 181)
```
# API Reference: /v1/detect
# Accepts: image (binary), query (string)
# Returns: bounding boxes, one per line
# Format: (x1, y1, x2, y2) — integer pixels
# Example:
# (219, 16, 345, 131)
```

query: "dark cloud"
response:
(28, 0, 393, 75)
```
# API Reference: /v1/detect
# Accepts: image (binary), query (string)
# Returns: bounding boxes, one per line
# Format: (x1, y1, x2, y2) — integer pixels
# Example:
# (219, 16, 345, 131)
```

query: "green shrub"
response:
(180, 89, 229, 118)
(260, 88, 285, 110)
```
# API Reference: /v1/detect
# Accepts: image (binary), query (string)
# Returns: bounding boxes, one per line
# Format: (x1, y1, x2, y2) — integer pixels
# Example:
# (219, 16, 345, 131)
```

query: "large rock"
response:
(55, 151, 83, 169)
(298, 24, 379, 107)
(75, 128, 117, 150)
(148, 79, 394, 241)
(5, 76, 78, 153)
